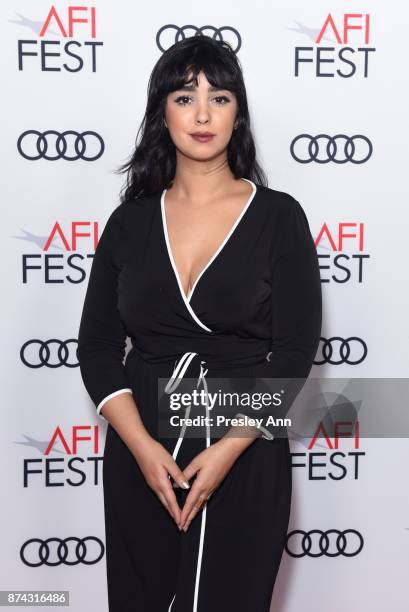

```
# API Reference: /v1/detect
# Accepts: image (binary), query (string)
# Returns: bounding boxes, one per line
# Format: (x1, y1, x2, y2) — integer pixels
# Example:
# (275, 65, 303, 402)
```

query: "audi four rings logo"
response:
(17, 130, 105, 161)
(156, 25, 241, 53)
(314, 337, 367, 365)
(290, 134, 373, 164)
(285, 529, 364, 558)
(20, 537, 104, 567)
(20, 340, 79, 368)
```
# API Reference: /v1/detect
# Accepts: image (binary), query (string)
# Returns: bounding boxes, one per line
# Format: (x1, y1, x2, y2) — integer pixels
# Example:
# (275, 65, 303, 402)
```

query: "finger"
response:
(166, 462, 191, 490)
(182, 504, 200, 532)
(181, 460, 201, 484)
(157, 487, 181, 526)
(182, 489, 214, 531)
(173, 460, 201, 489)
(160, 476, 182, 525)
(172, 469, 189, 489)
(180, 485, 206, 527)
(155, 467, 182, 523)
(183, 493, 209, 532)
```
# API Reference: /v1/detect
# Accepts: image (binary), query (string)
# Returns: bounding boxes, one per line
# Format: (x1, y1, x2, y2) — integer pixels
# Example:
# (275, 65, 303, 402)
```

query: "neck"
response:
(168, 153, 238, 204)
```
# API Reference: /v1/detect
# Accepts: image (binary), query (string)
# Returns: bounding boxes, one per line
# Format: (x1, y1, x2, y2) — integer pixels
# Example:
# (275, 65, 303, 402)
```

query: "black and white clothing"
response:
(77, 178, 322, 611)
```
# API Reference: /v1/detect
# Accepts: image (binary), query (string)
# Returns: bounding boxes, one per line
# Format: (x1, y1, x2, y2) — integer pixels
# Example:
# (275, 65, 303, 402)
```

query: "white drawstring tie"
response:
(164, 352, 211, 461)
(165, 352, 211, 612)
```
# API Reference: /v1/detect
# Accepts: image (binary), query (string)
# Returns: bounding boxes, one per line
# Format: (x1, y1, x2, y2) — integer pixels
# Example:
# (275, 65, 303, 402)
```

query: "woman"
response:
(77, 35, 322, 612)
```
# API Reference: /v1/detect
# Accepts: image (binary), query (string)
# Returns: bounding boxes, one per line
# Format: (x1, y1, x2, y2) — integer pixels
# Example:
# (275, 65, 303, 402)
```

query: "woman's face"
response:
(164, 70, 238, 160)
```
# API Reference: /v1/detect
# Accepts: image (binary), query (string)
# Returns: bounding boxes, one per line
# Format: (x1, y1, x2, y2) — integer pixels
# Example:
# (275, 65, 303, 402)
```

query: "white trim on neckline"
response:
(160, 178, 257, 332)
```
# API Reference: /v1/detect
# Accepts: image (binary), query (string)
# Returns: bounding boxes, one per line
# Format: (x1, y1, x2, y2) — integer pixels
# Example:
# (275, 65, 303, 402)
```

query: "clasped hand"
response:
(134, 432, 257, 532)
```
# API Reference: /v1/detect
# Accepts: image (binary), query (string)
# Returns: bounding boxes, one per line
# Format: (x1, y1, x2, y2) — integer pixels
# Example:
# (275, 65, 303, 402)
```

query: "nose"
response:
(194, 97, 211, 125)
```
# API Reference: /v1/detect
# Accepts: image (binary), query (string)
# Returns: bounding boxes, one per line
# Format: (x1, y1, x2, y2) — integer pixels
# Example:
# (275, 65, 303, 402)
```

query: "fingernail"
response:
(182, 481, 190, 489)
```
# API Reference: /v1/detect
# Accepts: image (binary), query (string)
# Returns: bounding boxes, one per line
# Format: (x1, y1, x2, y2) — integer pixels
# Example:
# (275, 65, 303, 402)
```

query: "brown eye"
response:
(214, 96, 230, 105)
(174, 96, 192, 106)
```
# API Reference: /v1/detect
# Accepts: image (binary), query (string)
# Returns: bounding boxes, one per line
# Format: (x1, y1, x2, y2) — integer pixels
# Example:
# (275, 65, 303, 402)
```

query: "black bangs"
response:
(153, 36, 242, 99)
(167, 64, 238, 96)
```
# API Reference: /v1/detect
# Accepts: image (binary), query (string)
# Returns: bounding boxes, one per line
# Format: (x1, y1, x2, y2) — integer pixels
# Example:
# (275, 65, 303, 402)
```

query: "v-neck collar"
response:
(160, 178, 257, 330)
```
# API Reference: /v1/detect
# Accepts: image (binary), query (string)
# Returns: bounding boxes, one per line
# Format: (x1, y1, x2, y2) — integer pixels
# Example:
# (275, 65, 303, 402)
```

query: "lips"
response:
(190, 133, 215, 142)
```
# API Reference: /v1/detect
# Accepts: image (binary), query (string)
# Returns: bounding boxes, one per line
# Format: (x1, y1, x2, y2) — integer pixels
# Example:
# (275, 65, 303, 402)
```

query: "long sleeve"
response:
(77, 203, 133, 421)
(236, 197, 322, 440)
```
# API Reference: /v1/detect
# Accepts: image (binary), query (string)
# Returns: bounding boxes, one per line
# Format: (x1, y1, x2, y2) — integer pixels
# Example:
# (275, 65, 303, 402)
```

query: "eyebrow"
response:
(176, 84, 227, 93)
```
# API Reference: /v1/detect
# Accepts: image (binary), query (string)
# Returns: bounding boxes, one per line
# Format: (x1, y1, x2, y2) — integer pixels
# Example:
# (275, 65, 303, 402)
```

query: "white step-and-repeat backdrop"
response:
(2, 1, 408, 611)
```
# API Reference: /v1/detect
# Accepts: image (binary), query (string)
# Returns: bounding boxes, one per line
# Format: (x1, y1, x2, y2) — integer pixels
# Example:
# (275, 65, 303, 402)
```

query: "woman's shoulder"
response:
(252, 183, 314, 242)
(106, 192, 160, 227)
(253, 183, 304, 221)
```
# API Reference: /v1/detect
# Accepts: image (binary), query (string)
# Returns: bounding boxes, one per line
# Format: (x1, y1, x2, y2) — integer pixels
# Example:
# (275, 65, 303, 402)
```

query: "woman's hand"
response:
(176, 433, 257, 532)
(132, 434, 191, 528)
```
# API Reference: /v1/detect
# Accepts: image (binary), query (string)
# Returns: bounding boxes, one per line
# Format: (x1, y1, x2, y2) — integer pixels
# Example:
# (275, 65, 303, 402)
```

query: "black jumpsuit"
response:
(77, 178, 322, 612)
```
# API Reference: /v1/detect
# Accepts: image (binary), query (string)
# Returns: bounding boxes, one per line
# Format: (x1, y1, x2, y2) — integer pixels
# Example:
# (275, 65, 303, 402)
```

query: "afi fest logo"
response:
(294, 12, 375, 78)
(17, 5, 102, 72)
(20, 219, 100, 284)
(315, 221, 369, 284)
(291, 420, 365, 481)
(20, 425, 103, 488)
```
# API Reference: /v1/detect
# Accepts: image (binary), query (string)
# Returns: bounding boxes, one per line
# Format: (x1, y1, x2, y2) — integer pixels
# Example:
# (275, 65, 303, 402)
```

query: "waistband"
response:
(128, 335, 272, 371)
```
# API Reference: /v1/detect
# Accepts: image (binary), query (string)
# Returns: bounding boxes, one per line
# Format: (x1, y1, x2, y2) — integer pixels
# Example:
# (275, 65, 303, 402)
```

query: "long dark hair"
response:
(115, 35, 268, 202)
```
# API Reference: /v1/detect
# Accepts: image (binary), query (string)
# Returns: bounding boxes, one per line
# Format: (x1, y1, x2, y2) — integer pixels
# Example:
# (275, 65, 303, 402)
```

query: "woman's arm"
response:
(77, 204, 134, 416)
(77, 203, 189, 526)
(248, 195, 322, 440)
(215, 196, 322, 443)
